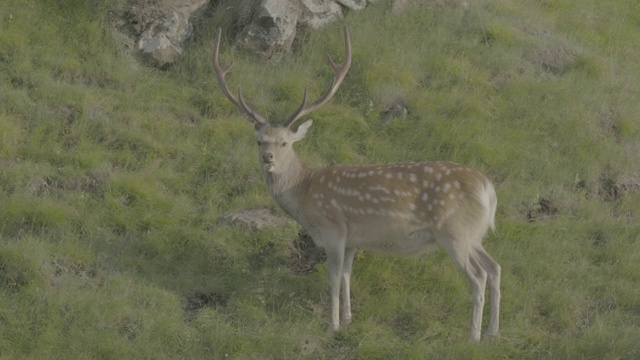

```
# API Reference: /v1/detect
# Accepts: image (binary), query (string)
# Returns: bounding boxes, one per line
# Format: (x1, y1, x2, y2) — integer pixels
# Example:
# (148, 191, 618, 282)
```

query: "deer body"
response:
(213, 26, 501, 341)
(268, 160, 495, 256)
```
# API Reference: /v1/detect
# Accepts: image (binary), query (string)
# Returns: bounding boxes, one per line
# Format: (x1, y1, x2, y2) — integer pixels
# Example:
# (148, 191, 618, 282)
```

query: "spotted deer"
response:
(212, 26, 501, 341)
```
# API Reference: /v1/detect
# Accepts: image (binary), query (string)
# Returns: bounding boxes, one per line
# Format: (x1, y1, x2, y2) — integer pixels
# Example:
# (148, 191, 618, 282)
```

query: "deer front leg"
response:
(325, 246, 345, 332)
(341, 248, 357, 325)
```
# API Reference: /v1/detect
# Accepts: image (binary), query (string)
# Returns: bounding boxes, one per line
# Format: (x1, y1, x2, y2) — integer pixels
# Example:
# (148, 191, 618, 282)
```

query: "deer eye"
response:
(281, 141, 288, 147)
(256, 141, 262, 146)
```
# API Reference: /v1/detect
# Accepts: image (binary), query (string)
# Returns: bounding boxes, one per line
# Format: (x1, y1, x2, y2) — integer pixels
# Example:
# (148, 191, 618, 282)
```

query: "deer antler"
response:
(282, 26, 352, 129)
(212, 29, 269, 126)
(213, 26, 351, 128)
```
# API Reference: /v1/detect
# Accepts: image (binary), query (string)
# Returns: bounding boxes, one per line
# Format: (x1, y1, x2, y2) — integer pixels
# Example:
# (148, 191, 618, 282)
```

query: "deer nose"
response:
(262, 152, 274, 162)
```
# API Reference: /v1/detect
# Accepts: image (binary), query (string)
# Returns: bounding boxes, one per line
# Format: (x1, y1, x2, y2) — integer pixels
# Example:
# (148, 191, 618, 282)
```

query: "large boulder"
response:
(136, 0, 210, 67)
(235, 0, 300, 58)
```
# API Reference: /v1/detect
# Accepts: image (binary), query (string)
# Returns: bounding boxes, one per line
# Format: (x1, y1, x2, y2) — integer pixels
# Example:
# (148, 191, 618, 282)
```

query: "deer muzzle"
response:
(262, 152, 275, 172)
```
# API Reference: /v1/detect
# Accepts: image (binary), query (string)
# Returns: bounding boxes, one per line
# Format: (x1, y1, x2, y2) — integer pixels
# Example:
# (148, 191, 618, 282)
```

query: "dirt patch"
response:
(50, 258, 98, 279)
(516, 22, 580, 76)
(393, 312, 420, 340)
(525, 43, 578, 76)
(24, 168, 110, 197)
(288, 231, 326, 275)
(0, 253, 38, 292)
(26, 177, 54, 196)
(598, 167, 620, 202)
(589, 229, 608, 247)
(598, 106, 622, 141)
(117, 316, 143, 341)
(598, 167, 640, 203)
(572, 166, 639, 205)
(524, 194, 558, 222)
(183, 290, 229, 316)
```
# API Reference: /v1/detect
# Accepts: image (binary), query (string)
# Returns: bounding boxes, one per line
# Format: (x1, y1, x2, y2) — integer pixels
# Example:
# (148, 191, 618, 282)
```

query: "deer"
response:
(212, 26, 501, 341)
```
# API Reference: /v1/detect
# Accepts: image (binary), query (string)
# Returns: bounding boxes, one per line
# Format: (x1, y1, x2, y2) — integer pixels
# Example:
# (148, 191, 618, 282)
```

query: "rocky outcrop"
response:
(114, 0, 445, 67)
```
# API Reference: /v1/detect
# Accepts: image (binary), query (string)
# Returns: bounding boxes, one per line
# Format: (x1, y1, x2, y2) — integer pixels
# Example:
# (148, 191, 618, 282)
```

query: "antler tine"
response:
(286, 88, 309, 127)
(237, 88, 272, 124)
(283, 25, 352, 129)
(212, 28, 268, 126)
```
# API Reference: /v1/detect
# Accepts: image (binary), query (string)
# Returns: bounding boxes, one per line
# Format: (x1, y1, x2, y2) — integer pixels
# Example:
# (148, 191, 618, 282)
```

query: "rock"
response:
(236, 0, 378, 57)
(300, 0, 343, 29)
(138, 10, 192, 66)
(218, 208, 294, 230)
(236, 0, 260, 28)
(336, 0, 368, 10)
(235, 0, 300, 58)
(379, 102, 408, 124)
(135, 0, 210, 67)
(125, 0, 173, 35)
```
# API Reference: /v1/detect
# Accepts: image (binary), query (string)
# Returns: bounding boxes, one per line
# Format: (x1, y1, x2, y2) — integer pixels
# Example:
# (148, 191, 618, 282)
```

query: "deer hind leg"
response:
(466, 252, 488, 341)
(341, 248, 357, 325)
(474, 245, 501, 339)
(438, 238, 487, 341)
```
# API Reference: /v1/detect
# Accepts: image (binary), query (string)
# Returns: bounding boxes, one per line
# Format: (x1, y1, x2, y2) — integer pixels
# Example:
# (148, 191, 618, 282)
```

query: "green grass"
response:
(1, 0, 640, 358)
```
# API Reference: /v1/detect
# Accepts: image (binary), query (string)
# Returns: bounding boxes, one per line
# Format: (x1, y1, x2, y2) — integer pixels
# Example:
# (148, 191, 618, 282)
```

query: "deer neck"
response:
(263, 154, 310, 219)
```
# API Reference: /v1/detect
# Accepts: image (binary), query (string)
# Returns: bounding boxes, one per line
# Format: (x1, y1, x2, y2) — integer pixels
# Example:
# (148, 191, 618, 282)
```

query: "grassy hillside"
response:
(1, 0, 639, 358)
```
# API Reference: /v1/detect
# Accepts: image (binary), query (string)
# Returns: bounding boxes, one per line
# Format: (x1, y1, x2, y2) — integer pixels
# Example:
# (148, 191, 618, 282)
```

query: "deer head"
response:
(212, 26, 351, 176)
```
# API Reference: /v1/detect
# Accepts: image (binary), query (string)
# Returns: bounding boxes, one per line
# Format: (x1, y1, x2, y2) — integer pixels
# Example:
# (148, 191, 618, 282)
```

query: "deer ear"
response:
(292, 119, 313, 142)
